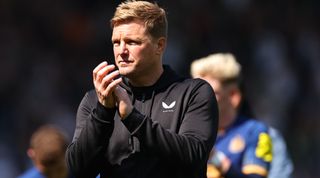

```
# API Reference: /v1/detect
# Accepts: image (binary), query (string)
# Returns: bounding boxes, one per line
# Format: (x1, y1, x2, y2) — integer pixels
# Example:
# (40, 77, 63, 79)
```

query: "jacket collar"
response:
(120, 65, 184, 95)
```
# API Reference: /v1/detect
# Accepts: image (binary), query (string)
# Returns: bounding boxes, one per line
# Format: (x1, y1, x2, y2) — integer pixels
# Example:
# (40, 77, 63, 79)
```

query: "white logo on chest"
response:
(162, 101, 176, 109)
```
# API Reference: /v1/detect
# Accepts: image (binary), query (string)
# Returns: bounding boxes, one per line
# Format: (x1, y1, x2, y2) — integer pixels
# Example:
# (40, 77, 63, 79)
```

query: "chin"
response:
(119, 67, 133, 77)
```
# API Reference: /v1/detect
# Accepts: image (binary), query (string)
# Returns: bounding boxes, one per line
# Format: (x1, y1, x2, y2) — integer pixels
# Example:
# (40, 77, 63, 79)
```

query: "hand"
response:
(93, 61, 122, 108)
(114, 86, 133, 119)
(208, 149, 231, 175)
(207, 164, 224, 178)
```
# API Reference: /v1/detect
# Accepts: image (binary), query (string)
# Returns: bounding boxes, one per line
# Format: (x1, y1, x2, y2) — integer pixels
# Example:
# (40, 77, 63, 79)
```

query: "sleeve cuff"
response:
(122, 108, 146, 134)
(93, 102, 116, 123)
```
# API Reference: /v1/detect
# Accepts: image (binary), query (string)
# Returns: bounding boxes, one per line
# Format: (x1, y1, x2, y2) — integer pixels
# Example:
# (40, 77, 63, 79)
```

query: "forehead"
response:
(112, 20, 147, 37)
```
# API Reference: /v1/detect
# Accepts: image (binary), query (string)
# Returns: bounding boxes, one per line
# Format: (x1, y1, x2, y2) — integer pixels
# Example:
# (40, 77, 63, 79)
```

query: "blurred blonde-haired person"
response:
(191, 53, 293, 178)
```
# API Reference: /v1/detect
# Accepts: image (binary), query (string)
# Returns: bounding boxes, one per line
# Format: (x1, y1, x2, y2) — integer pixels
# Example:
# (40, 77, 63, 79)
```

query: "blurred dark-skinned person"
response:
(18, 125, 73, 178)
(191, 53, 293, 178)
(66, 1, 218, 178)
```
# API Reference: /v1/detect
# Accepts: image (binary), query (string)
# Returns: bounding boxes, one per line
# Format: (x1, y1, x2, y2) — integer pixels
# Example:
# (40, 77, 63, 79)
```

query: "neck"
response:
(129, 64, 163, 87)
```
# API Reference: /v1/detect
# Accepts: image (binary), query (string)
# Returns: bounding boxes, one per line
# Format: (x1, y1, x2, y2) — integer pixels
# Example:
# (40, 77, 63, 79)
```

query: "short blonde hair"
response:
(191, 53, 241, 84)
(110, 0, 167, 39)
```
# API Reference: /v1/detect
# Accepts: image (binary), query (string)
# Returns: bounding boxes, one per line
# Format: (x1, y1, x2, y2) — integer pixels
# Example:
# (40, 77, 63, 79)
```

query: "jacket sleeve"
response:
(66, 90, 116, 178)
(122, 80, 219, 166)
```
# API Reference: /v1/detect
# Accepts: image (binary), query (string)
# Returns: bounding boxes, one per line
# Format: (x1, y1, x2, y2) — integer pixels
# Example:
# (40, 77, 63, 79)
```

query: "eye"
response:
(112, 40, 120, 46)
(127, 40, 140, 45)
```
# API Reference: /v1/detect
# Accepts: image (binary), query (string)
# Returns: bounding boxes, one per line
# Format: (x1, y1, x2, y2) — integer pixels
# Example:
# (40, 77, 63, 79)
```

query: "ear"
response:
(27, 148, 35, 159)
(230, 87, 242, 109)
(155, 37, 166, 55)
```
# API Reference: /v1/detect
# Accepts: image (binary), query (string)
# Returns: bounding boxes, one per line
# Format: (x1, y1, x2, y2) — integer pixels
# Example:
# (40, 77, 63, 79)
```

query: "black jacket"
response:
(66, 65, 218, 178)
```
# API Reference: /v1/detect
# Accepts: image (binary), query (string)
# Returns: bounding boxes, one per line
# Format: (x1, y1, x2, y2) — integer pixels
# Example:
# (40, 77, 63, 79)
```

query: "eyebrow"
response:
(112, 36, 145, 42)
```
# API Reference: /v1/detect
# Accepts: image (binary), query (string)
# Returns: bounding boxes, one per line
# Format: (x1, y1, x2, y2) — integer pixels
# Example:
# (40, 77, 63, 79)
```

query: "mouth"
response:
(118, 60, 133, 67)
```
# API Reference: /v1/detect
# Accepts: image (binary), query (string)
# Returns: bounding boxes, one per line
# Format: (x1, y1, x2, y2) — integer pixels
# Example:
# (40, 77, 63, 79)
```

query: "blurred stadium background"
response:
(1, 0, 319, 177)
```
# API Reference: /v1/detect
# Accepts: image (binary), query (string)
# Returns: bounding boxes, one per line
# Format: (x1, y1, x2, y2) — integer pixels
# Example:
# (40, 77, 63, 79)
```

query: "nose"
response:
(120, 42, 128, 54)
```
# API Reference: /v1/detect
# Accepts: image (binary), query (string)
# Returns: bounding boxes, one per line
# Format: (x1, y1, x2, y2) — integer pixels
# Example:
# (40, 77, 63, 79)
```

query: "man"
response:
(66, 1, 218, 178)
(18, 125, 71, 178)
(191, 53, 293, 178)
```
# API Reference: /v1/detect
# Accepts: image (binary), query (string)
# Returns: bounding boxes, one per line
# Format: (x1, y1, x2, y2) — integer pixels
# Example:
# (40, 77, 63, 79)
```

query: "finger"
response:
(93, 61, 108, 81)
(102, 77, 122, 97)
(95, 64, 116, 85)
(99, 70, 120, 91)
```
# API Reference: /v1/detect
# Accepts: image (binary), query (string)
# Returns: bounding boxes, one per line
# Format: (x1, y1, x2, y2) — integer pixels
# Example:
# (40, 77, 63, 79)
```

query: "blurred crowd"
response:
(0, 0, 319, 178)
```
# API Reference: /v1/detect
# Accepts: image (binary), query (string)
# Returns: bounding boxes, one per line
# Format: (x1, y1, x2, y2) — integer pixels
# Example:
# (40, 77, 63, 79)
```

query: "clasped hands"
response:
(93, 61, 133, 119)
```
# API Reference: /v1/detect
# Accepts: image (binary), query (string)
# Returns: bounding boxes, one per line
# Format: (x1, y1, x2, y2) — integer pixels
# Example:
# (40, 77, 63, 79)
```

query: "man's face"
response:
(112, 20, 160, 80)
(200, 76, 237, 129)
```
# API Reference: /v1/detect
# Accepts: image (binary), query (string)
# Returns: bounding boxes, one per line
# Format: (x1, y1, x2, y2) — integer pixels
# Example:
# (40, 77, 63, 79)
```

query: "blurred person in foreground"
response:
(18, 125, 72, 178)
(191, 53, 293, 178)
(66, 1, 218, 178)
